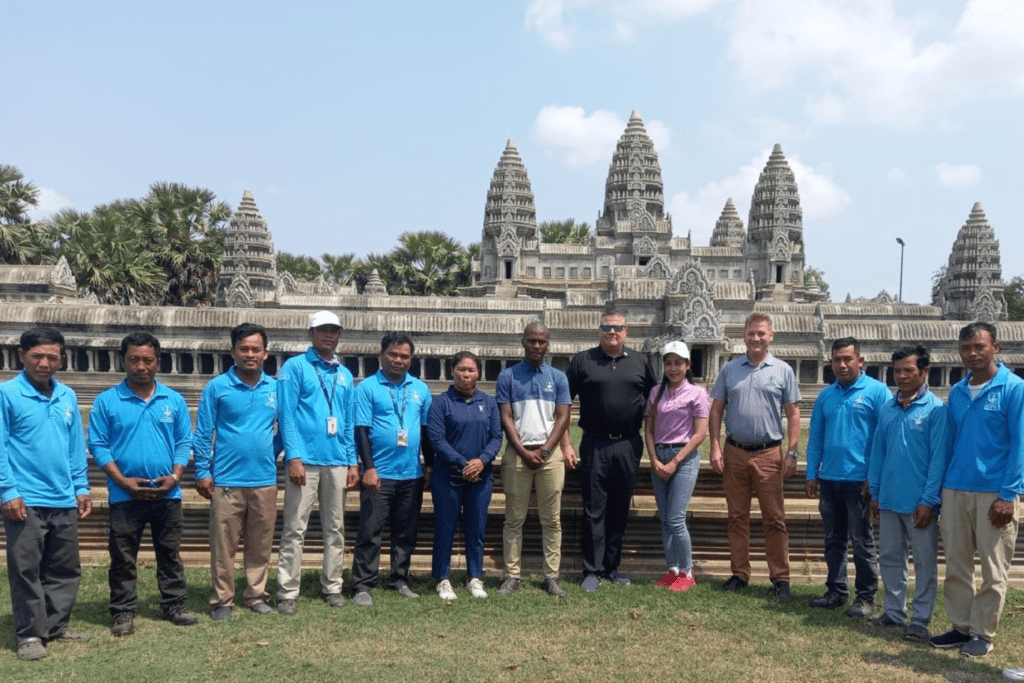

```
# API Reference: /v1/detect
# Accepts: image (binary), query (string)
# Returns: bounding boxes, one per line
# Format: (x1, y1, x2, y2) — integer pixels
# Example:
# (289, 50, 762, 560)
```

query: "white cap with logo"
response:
(308, 310, 342, 330)
(661, 340, 690, 360)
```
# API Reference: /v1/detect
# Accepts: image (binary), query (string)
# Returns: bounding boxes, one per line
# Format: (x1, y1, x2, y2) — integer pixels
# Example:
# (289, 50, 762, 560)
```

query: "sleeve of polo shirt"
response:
(427, 394, 465, 469)
(68, 393, 89, 496)
(172, 394, 192, 468)
(419, 387, 433, 427)
(481, 395, 503, 465)
(805, 392, 826, 480)
(495, 370, 511, 405)
(566, 355, 581, 400)
(643, 356, 658, 394)
(354, 381, 373, 429)
(867, 411, 886, 500)
(0, 392, 18, 504)
(922, 403, 952, 507)
(339, 372, 356, 466)
(87, 393, 115, 469)
(693, 387, 710, 418)
(998, 380, 1024, 501)
(276, 360, 306, 463)
(782, 364, 801, 404)
(709, 368, 728, 403)
(554, 370, 572, 405)
(192, 381, 218, 481)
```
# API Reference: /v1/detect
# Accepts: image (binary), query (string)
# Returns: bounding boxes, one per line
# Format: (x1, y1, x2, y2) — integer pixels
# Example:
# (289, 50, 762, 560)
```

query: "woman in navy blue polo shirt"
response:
(426, 351, 502, 600)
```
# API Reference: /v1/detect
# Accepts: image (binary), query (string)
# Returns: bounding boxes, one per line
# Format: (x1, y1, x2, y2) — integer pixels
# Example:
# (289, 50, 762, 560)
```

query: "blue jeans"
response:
(818, 479, 878, 601)
(431, 466, 493, 579)
(651, 445, 700, 573)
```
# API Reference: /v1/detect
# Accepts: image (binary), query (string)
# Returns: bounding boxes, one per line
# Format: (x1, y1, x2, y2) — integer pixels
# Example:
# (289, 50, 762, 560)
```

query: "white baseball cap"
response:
(308, 310, 342, 330)
(661, 340, 690, 360)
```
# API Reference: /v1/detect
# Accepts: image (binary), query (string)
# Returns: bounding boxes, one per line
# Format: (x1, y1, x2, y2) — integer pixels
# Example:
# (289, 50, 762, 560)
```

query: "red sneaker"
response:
(654, 570, 676, 588)
(668, 573, 696, 592)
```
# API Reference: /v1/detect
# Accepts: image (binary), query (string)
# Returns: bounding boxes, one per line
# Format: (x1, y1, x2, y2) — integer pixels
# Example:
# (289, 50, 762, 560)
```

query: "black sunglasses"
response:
(599, 324, 626, 332)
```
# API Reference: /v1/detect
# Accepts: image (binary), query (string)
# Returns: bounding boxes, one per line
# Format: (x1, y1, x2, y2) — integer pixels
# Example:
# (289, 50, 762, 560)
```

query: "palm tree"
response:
(0, 164, 41, 263)
(277, 251, 324, 281)
(539, 218, 591, 244)
(321, 252, 357, 285)
(392, 230, 469, 296)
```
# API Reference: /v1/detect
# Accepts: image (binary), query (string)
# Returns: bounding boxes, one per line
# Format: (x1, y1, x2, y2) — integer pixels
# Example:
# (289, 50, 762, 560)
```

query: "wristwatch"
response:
(541, 448, 552, 459)
(172, 472, 182, 483)
(786, 449, 799, 459)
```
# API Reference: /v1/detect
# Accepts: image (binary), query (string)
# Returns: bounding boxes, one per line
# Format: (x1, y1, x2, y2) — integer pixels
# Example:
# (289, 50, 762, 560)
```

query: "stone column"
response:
(816, 361, 824, 384)
(438, 358, 446, 381)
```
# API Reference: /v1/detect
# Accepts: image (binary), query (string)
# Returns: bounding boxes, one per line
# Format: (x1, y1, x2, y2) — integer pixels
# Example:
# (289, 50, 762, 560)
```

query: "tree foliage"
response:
(1006, 276, 1024, 322)
(276, 251, 324, 281)
(0, 164, 43, 264)
(930, 265, 947, 306)
(802, 265, 831, 301)
(540, 218, 591, 244)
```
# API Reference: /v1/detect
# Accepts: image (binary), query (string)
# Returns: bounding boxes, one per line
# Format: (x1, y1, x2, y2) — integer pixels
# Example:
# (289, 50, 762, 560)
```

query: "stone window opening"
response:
(504, 261, 513, 279)
(775, 265, 784, 283)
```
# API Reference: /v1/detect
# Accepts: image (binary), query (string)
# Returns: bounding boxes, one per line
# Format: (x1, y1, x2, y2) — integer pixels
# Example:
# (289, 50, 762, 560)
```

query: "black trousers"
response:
(108, 499, 187, 615)
(579, 433, 643, 577)
(350, 477, 423, 594)
(5, 507, 81, 644)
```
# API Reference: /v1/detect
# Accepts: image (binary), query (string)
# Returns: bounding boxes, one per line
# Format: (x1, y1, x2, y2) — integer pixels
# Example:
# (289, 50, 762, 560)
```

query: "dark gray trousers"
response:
(5, 506, 81, 644)
(351, 477, 423, 594)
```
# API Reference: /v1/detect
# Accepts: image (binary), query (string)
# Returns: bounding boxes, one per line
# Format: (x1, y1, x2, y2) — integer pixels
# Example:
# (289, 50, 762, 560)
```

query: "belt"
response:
(587, 431, 638, 441)
(656, 442, 688, 448)
(726, 436, 781, 452)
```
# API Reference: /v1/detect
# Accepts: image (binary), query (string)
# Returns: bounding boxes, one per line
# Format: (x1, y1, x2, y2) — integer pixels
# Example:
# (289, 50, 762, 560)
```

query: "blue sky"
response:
(3, 0, 1021, 304)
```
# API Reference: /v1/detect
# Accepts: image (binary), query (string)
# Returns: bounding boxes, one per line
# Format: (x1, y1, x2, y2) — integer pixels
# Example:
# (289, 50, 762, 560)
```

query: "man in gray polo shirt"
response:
(709, 312, 801, 599)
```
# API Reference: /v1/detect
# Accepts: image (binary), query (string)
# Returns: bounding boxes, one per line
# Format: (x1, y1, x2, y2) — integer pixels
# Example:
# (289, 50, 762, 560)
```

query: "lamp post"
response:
(896, 237, 905, 303)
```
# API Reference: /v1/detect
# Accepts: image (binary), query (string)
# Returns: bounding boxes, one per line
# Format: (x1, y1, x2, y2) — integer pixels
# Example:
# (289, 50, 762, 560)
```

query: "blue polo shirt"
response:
(427, 386, 503, 478)
(0, 372, 88, 507)
(806, 372, 891, 482)
(710, 352, 801, 444)
(354, 370, 432, 480)
(88, 380, 192, 505)
(495, 360, 571, 446)
(276, 348, 356, 467)
(193, 367, 282, 488)
(869, 390, 952, 514)
(946, 363, 1024, 501)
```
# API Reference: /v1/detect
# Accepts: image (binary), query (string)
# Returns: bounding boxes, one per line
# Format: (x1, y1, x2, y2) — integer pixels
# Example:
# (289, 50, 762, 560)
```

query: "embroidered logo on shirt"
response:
(984, 392, 1001, 412)
(161, 404, 175, 423)
(411, 390, 421, 403)
(545, 381, 553, 392)
(910, 412, 925, 431)
(265, 393, 276, 409)
(478, 405, 483, 412)
(63, 405, 73, 425)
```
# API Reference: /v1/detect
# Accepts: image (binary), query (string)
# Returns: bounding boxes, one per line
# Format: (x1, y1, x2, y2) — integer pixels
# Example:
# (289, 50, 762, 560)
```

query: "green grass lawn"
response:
(2, 565, 1023, 681)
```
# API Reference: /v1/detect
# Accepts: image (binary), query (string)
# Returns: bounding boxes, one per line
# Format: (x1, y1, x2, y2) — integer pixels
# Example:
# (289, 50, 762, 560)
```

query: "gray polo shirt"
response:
(710, 352, 800, 444)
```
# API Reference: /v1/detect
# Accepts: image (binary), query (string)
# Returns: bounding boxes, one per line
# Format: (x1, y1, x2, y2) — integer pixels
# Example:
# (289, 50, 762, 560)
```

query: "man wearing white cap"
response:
(275, 311, 358, 615)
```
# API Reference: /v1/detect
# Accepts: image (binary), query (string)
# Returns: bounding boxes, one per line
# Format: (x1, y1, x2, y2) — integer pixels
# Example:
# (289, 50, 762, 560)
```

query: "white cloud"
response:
(28, 187, 74, 220)
(934, 162, 982, 187)
(532, 105, 671, 166)
(524, 0, 726, 49)
(885, 168, 907, 182)
(728, 0, 1024, 127)
(669, 146, 851, 239)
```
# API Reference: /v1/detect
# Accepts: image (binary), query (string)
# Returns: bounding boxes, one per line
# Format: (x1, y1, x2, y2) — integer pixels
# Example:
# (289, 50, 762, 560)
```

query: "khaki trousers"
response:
(723, 442, 790, 582)
(939, 488, 1019, 641)
(502, 445, 565, 579)
(209, 485, 278, 608)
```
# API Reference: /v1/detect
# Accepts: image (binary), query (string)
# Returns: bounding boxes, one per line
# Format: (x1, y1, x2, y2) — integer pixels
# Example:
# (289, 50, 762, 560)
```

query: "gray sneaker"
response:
(277, 599, 297, 616)
(321, 592, 347, 608)
(497, 577, 521, 596)
(581, 575, 601, 593)
(960, 635, 993, 658)
(396, 585, 419, 599)
(352, 591, 374, 607)
(210, 606, 232, 622)
(162, 605, 199, 626)
(903, 623, 929, 641)
(248, 601, 275, 615)
(845, 599, 875, 618)
(541, 577, 566, 597)
(110, 612, 135, 637)
(16, 638, 47, 661)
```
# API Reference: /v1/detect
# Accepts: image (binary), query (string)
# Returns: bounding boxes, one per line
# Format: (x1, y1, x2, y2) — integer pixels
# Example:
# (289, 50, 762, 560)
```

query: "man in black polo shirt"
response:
(567, 309, 657, 592)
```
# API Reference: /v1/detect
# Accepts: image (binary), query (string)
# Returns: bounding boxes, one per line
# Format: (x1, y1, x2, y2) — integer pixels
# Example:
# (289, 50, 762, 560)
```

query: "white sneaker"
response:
(1004, 667, 1024, 681)
(436, 579, 457, 601)
(467, 577, 488, 598)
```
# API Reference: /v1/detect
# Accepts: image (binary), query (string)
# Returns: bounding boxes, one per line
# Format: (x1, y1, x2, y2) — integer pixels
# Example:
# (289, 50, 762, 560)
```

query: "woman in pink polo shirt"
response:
(644, 341, 709, 592)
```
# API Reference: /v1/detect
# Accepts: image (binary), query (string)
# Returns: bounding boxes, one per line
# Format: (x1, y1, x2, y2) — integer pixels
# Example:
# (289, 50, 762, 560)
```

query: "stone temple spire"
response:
(747, 144, 803, 245)
(710, 198, 745, 248)
(599, 110, 666, 232)
(215, 190, 278, 308)
(478, 139, 537, 284)
(938, 202, 1006, 321)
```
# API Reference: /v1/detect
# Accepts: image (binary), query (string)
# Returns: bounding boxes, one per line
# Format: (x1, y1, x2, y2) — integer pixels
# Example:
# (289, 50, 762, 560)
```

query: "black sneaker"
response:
(809, 592, 847, 609)
(929, 628, 971, 649)
(722, 576, 748, 591)
(110, 612, 135, 637)
(541, 577, 566, 598)
(960, 635, 993, 658)
(497, 576, 521, 596)
(845, 598, 875, 618)
(162, 605, 199, 626)
(773, 581, 792, 601)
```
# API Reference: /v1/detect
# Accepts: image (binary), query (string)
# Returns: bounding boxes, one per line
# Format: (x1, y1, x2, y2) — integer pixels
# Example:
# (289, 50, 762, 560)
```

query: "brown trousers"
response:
(209, 485, 278, 608)
(723, 442, 790, 582)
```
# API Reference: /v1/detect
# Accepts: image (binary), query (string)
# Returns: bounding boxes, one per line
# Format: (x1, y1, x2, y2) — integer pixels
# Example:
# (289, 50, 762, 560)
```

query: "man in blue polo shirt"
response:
(88, 332, 198, 637)
(805, 337, 889, 618)
(275, 310, 358, 615)
(351, 332, 434, 606)
(194, 323, 282, 621)
(869, 344, 951, 642)
(929, 322, 1024, 658)
(1, 327, 92, 661)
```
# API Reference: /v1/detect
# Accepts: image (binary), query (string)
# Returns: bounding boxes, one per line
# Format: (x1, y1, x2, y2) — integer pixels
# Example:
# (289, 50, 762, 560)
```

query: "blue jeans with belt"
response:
(818, 479, 878, 602)
(651, 445, 700, 573)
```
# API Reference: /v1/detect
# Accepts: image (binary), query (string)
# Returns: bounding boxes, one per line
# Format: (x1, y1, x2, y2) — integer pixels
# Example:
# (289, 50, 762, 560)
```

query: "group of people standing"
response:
(2, 308, 1022, 678)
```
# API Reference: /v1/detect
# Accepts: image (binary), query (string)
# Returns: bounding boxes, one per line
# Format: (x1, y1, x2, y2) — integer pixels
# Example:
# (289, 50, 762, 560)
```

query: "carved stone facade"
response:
(215, 190, 278, 308)
(937, 202, 1006, 322)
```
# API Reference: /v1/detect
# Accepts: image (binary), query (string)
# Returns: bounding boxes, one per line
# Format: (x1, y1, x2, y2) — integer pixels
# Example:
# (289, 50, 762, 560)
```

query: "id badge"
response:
(327, 417, 338, 435)
(397, 429, 408, 447)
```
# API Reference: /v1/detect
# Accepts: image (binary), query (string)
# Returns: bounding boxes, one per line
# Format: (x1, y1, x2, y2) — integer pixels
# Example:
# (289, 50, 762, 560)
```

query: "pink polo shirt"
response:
(647, 382, 710, 444)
